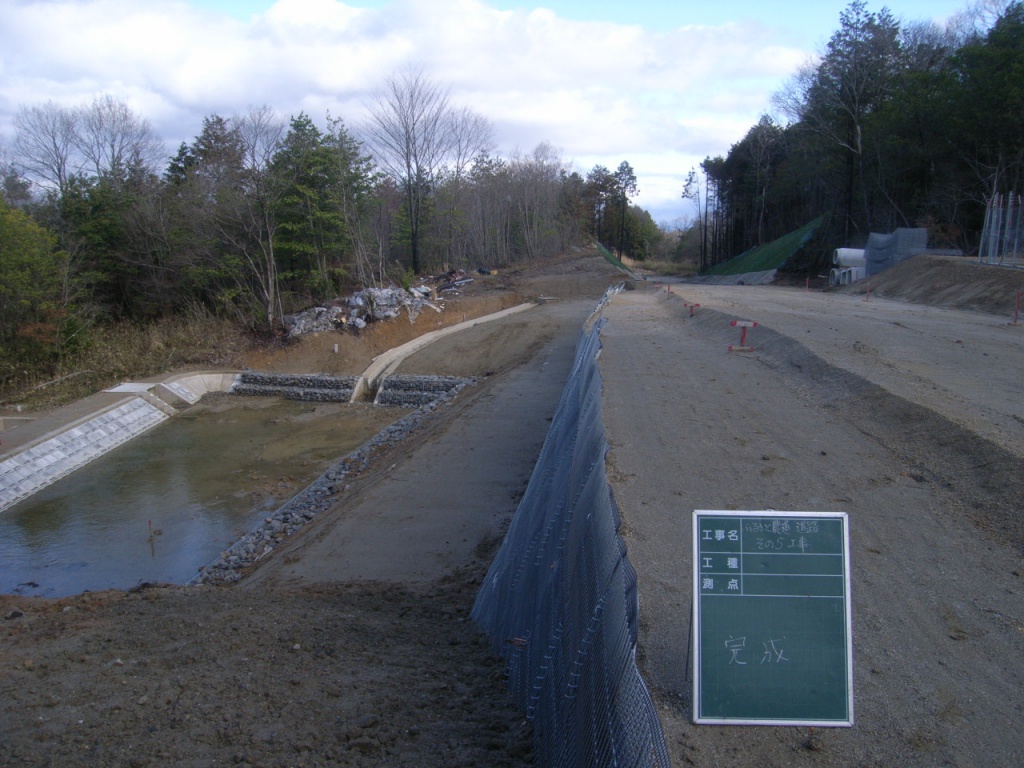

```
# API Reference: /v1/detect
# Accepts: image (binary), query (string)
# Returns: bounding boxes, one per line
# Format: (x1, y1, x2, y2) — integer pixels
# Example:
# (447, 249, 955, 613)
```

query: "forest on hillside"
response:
(0, 66, 656, 392)
(681, 0, 1024, 271)
(1, 0, 1022, 393)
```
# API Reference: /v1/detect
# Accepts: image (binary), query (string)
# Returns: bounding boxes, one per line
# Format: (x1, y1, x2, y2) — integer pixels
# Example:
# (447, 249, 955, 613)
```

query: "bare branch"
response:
(76, 95, 163, 180)
(12, 101, 79, 193)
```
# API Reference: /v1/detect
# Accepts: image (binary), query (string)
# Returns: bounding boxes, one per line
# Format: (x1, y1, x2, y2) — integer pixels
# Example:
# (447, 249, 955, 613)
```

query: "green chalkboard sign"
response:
(692, 510, 853, 726)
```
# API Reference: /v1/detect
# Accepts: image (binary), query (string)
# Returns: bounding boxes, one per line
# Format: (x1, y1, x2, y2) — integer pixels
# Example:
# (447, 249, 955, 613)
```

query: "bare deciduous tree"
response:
(13, 96, 162, 194)
(435, 106, 494, 268)
(947, 0, 1015, 43)
(217, 105, 286, 329)
(363, 67, 477, 273)
(76, 94, 163, 182)
(466, 153, 514, 265)
(448, 107, 494, 182)
(13, 101, 79, 195)
(509, 143, 564, 260)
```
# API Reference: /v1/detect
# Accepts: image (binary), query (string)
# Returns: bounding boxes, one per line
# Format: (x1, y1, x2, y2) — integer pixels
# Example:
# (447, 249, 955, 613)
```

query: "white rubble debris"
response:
(282, 286, 443, 337)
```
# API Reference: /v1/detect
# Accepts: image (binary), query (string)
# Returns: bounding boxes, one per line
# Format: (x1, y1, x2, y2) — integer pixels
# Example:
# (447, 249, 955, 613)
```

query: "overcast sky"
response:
(1, 0, 970, 225)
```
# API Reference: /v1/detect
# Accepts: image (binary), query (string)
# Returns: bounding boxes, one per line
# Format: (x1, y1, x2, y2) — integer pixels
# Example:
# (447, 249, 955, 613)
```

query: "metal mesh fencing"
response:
(472, 314, 670, 768)
(979, 193, 1024, 266)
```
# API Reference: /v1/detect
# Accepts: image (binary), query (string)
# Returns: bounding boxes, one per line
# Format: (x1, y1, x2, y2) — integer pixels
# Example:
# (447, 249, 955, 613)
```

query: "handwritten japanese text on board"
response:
(693, 510, 853, 726)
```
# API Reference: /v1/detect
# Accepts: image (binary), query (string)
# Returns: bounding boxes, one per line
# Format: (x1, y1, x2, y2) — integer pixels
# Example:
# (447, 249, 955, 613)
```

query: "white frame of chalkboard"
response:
(692, 509, 854, 727)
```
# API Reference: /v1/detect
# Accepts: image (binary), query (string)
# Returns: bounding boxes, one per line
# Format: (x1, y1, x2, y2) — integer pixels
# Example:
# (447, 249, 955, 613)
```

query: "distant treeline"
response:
(5, 1, 1021, 382)
(1, 68, 661, 384)
(680, 0, 1024, 271)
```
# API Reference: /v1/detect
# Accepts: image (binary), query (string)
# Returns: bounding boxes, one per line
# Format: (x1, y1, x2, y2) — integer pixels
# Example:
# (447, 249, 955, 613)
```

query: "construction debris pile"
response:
(282, 287, 434, 336)
(282, 271, 478, 338)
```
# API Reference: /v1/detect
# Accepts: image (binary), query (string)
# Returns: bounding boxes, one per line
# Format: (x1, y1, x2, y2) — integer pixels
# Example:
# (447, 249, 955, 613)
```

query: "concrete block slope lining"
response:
(472, 298, 670, 768)
(160, 379, 203, 405)
(0, 397, 168, 513)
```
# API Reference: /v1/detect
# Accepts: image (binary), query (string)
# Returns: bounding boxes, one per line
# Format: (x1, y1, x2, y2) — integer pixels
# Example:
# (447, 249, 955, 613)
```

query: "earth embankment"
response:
(2, 253, 1023, 767)
(601, 274, 1024, 767)
(0, 253, 624, 768)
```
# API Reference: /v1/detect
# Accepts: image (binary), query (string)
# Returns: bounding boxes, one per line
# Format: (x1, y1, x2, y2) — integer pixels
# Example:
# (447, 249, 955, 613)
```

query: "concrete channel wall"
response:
(351, 301, 535, 401)
(0, 373, 240, 514)
(0, 399, 168, 512)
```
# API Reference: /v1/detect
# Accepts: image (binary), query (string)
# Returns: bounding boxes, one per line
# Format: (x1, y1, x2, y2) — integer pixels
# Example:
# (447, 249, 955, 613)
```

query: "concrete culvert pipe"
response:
(833, 248, 867, 268)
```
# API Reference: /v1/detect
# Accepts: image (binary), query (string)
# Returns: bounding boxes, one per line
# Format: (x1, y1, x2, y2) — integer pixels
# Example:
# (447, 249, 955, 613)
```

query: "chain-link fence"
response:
(472, 306, 670, 767)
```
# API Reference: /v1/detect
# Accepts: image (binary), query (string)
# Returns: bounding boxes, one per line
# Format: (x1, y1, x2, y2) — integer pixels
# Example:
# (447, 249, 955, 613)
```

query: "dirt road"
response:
(669, 281, 1024, 455)
(601, 283, 1024, 766)
(244, 278, 611, 587)
(1, 252, 1023, 767)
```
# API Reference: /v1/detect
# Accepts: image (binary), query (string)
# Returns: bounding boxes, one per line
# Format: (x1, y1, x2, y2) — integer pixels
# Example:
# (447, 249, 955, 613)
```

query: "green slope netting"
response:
(700, 216, 824, 277)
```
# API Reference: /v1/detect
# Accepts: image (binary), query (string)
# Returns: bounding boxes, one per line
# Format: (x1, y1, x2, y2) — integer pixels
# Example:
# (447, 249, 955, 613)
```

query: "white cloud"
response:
(0, 0, 812, 223)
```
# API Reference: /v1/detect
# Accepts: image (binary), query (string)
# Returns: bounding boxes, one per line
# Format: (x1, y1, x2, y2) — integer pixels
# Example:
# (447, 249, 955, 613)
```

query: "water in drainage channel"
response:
(0, 397, 408, 598)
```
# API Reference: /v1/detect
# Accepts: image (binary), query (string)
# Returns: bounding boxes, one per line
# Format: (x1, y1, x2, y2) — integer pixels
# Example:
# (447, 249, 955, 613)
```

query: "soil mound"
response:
(841, 253, 1024, 316)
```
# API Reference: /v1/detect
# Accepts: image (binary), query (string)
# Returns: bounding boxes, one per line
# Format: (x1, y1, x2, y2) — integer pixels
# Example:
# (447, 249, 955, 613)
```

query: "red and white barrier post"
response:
(728, 320, 757, 352)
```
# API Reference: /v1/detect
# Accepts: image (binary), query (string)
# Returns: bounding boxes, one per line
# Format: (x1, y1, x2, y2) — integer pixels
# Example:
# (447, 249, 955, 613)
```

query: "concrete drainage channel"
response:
(0, 301, 536, 574)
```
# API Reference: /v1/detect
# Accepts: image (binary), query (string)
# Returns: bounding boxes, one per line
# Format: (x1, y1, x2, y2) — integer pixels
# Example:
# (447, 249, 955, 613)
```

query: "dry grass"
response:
(2, 311, 255, 411)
